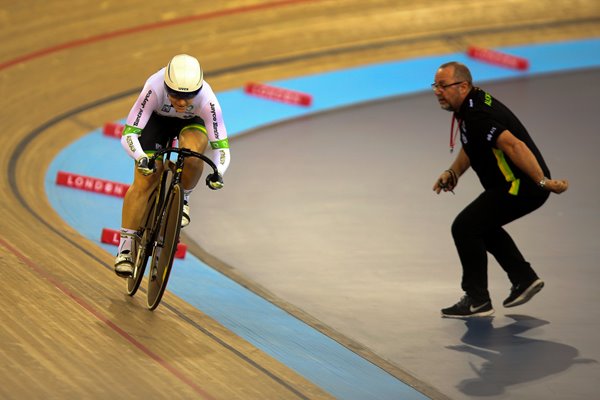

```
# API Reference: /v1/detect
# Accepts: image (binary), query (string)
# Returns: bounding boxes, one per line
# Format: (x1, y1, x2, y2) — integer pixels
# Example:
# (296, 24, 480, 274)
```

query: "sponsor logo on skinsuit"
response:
(126, 136, 136, 153)
(210, 103, 220, 139)
(134, 90, 153, 126)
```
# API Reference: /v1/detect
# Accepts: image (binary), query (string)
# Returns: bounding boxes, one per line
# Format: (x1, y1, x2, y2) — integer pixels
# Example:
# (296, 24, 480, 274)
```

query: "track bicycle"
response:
(125, 147, 220, 310)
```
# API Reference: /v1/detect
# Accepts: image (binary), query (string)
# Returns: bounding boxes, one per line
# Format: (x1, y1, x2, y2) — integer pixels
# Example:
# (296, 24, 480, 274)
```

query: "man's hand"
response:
(544, 178, 569, 194)
(433, 169, 457, 194)
(206, 173, 224, 190)
(136, 156, 155, 176)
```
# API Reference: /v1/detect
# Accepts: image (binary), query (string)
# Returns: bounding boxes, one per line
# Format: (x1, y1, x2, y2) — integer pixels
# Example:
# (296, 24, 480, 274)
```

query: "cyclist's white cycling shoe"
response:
(114, 250, 134, 278)
(181, 201, 190, 228)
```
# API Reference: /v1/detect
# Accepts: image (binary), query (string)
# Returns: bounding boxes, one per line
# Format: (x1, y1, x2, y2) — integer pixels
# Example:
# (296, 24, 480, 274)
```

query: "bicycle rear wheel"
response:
(146, 184, 183, 310)
(126, 187, 159, 296)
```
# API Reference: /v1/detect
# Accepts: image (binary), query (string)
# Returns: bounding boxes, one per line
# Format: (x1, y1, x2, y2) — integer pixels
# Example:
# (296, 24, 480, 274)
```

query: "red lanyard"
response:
(450, 115, 461, 153)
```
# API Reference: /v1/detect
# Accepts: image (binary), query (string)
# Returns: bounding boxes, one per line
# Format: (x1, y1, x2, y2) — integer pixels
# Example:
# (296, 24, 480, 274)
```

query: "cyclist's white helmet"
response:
(164, 54, 203, 95)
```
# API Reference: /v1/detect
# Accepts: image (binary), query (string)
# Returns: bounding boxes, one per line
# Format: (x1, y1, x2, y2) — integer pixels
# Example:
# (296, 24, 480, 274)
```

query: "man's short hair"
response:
(440, 61, 473, 85)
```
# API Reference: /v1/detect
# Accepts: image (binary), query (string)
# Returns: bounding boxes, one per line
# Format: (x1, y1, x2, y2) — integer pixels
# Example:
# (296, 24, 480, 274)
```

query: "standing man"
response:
(432, 61, 568, 318)
(114, 54, 230, 278)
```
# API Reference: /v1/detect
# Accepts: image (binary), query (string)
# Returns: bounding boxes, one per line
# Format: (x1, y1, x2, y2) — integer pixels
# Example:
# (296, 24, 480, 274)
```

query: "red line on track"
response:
(0, 237, 216, 400)
(0, 0, 320, 71)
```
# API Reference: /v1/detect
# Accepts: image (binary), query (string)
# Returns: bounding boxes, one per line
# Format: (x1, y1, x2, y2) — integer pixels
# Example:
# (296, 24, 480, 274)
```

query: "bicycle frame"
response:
(126, 147, 219, 310)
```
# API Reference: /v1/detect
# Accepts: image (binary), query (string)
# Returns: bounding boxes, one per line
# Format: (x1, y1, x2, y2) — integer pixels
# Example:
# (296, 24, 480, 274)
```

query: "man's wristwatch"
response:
(538, 176, 548, 189)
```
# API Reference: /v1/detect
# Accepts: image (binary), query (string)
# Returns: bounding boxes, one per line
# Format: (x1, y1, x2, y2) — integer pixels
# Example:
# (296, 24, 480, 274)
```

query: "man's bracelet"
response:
(445, 169, 458, 185)
(538, 176, 548, 189)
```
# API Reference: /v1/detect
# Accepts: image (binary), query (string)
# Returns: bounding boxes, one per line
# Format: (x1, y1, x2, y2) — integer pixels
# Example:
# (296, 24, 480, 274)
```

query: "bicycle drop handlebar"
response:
(147, 147, 219, 175)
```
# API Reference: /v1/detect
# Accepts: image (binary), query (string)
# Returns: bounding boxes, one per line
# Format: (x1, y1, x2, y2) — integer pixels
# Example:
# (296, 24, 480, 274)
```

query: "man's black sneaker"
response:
(441, 295, 494, 318)
(503, 278, 544, 308)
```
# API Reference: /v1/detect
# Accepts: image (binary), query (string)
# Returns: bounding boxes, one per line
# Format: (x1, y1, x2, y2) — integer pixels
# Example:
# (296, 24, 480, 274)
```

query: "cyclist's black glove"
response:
(206, 173, 224, 190)
(136, 156, 155, 176)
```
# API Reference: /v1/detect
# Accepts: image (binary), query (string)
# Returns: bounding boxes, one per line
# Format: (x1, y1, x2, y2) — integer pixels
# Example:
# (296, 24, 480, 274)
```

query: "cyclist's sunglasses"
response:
(165, 84, 202, 100)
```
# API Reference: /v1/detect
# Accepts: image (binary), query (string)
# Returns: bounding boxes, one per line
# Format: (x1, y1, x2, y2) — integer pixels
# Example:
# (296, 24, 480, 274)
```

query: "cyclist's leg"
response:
(179, 125, 209, 190)
(115, 163, 163, 277)
(121, 165, 163, 229)
(115, 113, 172, 277)
(178, 123, 208, 227)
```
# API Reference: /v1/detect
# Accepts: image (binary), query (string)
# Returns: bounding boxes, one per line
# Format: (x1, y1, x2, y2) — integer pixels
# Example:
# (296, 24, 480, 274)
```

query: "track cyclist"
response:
(114, 54, 230, 278)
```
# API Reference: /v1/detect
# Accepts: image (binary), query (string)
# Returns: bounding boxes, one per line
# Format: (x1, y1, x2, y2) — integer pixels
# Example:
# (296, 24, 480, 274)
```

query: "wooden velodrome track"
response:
(1, 1, 599, 398)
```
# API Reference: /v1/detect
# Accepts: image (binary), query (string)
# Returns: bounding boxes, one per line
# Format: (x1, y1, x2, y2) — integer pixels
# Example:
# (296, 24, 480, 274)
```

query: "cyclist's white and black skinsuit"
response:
(120, 68, 230, 175)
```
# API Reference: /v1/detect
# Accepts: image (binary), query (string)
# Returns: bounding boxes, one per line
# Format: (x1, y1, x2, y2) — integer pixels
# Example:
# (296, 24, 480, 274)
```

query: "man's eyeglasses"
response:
(431, 81, 465, 91)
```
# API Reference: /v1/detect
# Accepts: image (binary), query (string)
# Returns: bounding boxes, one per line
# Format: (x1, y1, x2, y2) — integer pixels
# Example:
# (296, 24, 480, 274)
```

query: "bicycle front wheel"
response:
(146, 184, 183, 310)
(126, 187, 159, 296)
